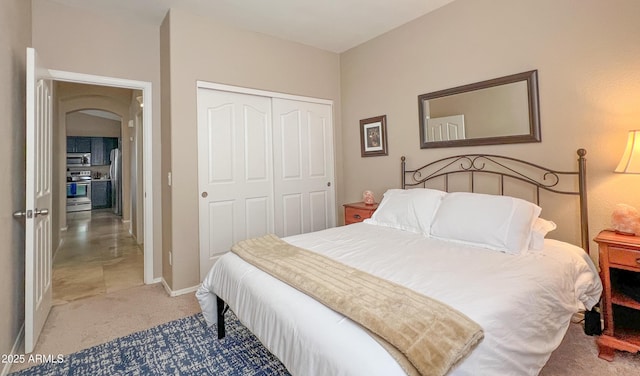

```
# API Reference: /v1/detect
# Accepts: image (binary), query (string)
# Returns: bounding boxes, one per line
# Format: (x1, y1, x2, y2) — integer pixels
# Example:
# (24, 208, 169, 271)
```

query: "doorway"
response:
(48, 70, 154, 286)
(56, 100, 143, 303)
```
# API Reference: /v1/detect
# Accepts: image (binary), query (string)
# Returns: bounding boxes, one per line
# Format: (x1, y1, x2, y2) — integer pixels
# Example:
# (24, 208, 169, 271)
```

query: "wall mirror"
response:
(418, 70, 540, 148)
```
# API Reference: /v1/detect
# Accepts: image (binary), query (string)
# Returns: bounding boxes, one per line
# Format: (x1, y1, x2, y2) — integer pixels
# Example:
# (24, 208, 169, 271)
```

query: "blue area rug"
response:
(11, 312, 291, 376)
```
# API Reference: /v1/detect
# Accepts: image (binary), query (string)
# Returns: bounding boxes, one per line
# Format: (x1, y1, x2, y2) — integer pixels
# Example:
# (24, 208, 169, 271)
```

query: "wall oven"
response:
(67, 171, 92, 212)
(67, 153, 91, 167)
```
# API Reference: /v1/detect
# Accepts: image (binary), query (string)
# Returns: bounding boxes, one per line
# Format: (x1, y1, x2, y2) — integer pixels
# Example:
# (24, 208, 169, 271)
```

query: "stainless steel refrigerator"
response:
(109, 148, 122, 216)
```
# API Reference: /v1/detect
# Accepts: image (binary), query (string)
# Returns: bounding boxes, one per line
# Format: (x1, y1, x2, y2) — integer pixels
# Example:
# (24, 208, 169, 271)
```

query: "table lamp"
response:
(615, 130, 640, 174)
(612, 130, 640, 235)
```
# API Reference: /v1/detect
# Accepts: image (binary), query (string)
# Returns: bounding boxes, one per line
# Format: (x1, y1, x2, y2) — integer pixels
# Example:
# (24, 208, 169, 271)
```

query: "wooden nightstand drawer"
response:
(345, 207, 372, 224)
(343, 202, 378, 225)
(609, 246, 640, 271)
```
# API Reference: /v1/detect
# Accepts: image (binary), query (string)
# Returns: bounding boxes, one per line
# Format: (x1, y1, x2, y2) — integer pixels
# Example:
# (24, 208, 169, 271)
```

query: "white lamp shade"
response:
(615, 130, 640, 174)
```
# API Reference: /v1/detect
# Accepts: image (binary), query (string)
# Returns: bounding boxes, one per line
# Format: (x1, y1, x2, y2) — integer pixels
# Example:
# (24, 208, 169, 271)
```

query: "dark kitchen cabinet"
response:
(89, 137, 119, 166)
(91, 180, 112, 209)
(91, 137, 105, 166)
(67, 137, 92, 153)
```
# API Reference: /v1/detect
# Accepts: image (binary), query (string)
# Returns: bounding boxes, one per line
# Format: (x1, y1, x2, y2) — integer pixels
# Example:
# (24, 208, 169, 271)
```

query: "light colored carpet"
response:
(11, 282, 640, 374)
(540, 321, 640, 375)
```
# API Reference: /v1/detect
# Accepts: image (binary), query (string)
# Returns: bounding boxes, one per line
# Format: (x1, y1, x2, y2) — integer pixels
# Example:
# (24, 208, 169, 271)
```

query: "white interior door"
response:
(24, 47, 53, 353)
(197, 89, 273, 279)
(272, 98, 335, 237)
(425, 115, 466, 142)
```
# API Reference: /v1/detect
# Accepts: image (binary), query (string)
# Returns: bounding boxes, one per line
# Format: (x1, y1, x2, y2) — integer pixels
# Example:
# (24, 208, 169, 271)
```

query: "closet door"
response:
(272, 98, 335, 237)
(197, 89, 273, 278)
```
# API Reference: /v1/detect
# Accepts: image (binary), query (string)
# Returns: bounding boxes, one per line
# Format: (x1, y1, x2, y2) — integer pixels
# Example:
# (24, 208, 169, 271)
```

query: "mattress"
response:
(197, 223, 602, 375)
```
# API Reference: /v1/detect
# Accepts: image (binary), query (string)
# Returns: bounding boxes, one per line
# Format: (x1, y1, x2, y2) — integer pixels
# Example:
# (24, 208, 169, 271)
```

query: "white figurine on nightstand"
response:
(362, 190, 375, 205)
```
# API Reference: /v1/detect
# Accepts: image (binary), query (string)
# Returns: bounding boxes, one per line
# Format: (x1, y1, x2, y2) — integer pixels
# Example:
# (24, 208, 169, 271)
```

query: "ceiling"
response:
(48, 0, 455, 53)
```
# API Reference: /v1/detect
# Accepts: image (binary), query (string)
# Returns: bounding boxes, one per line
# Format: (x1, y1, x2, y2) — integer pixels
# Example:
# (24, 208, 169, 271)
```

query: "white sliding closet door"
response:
(197, 85, 336, 279)
(272, 98, 335, 237)
(197, 89, 273, 278)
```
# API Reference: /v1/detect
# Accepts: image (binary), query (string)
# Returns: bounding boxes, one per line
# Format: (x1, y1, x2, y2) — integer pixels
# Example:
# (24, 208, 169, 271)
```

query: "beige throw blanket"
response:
(231, 234, 484, 376)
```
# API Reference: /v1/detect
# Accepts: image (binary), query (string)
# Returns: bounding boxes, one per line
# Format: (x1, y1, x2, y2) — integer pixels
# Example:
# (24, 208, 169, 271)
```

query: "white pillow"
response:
(364, 188, 447, 234)
(430, 192, 542, 254)
(528, 218, 557, 250)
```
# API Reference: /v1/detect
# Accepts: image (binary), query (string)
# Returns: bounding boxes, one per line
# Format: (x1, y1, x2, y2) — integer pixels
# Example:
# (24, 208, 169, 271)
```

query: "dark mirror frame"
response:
(418, 70, 541, 149)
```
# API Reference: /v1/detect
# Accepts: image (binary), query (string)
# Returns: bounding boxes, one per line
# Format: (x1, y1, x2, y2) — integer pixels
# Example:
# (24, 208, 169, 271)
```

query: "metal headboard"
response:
(401, 149, 589, 252)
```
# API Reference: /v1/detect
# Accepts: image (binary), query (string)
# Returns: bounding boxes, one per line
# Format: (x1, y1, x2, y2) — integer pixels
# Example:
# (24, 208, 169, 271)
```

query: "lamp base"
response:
(611, 203, 640, 237)
(614, 229, 637, 236)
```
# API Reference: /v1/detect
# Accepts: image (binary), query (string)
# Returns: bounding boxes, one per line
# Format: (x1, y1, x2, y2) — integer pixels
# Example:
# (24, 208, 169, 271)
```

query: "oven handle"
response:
(67, 181, 91, 186)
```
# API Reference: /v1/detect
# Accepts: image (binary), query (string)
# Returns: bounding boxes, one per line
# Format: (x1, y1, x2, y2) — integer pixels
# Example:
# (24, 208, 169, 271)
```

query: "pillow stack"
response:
(365, 189, 553, 254)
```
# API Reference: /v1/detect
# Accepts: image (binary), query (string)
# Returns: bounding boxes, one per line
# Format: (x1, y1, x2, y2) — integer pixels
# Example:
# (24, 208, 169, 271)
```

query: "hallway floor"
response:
(53, 209, 143, 305)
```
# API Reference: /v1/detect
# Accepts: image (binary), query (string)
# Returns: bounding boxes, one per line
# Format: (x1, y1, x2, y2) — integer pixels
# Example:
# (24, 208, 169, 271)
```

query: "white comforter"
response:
(197, 223, 602, 376)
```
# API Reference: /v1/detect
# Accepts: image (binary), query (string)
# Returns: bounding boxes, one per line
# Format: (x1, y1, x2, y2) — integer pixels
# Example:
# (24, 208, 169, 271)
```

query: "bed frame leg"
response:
(216, 295, 228, 339)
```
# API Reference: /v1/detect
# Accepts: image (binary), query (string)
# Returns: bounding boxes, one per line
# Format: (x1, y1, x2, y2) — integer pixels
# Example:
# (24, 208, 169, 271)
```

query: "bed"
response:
(196, 149, 602, 376)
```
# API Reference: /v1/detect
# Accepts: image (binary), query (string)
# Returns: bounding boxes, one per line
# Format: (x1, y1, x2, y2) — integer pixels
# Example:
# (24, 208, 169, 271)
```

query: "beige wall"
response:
(0, 0, 31, 362)
(163, 8, 342, 290)
(130, 90, 144, 244)
(160, 14, 173, 287)
(66, 112, 121, 137)
(32, 0, 163, 278)
(340, 0, 640, 256)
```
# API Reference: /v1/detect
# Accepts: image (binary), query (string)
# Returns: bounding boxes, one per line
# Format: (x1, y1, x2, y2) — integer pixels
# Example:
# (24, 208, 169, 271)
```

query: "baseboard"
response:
(1, 324, 24, 376)
(160, 278, 199, 297)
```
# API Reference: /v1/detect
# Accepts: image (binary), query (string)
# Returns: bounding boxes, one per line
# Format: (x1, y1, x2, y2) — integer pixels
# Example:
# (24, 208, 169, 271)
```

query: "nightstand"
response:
(595, 230, 640, 361)
(343, 202, 378, 225)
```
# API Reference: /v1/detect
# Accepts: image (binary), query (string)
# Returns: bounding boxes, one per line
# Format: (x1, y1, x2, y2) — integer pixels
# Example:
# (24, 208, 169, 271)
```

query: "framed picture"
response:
(360, 115, 388, 157)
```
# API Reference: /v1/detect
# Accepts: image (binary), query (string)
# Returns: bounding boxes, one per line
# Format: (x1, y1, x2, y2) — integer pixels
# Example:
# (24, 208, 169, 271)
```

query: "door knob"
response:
(13, 209, 34, 219)
(201, 192, 208, 198)
(34, 208, 49, 217)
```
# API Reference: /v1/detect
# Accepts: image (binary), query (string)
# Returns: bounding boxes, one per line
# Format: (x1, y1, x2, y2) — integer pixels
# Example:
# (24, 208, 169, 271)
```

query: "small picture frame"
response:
(360, 115, 388, 157)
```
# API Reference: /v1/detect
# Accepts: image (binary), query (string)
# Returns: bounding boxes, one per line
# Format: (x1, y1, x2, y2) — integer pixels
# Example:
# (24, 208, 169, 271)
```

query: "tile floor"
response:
(53, 209, 144, 305)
